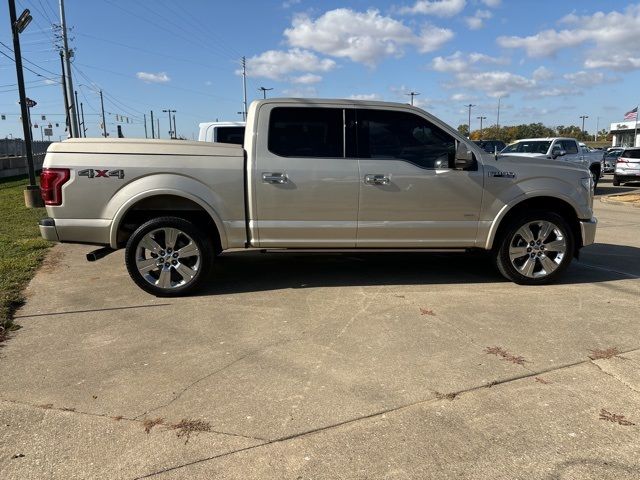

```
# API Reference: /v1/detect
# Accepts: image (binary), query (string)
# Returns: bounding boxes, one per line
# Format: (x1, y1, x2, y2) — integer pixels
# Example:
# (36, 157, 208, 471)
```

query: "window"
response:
(503, 141, 551, 154)
(216, 126, 245, 145)
(356, 109, 456, 169)
(560, 140, 578, 154)
(268, 107, 343, 158)
(622, 149, 640, 159)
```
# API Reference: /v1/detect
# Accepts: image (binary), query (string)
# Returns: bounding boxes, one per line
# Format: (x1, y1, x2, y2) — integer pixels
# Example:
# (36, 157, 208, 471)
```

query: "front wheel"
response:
(612, 176, 620, 186)
(495, 212, 574, 285)
(125, 217, 213, 296)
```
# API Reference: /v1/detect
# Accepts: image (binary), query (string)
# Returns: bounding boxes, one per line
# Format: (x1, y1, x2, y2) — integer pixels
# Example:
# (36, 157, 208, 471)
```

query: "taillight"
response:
(40, 168, 70, 206)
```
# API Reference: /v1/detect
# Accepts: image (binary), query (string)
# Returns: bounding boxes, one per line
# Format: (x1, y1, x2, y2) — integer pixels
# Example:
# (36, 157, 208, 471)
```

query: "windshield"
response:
(502, 141, 552, 154)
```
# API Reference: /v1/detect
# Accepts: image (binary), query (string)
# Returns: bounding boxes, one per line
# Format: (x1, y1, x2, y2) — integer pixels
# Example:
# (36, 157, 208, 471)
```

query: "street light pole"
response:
(465, 104, 476, 139)
(258, 86, 273, 99)
(99, 89, 107, 138)
(8, 0, 41, 207)
(406, 91, 420, 106)
(580, 115, 589, 139)
(477, 115, 487, 140)
(162, 109, 176, 138)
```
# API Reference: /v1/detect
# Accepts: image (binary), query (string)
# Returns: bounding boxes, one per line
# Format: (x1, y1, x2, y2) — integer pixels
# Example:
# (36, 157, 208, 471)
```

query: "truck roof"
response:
(511, 137, 577, 142)
(250, 97, 426, 110)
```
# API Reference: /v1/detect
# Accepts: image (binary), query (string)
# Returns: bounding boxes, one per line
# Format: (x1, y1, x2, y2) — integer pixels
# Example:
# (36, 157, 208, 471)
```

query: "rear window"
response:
(216, 126, 244, 145)
(622, 149, 640, 159)
(502, 141, 551, 154)
(268, 107, 343, 158)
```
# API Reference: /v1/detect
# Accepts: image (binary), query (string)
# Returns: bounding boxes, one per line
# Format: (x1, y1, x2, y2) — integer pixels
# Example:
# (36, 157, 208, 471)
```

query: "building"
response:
(610, 120, 639, 147)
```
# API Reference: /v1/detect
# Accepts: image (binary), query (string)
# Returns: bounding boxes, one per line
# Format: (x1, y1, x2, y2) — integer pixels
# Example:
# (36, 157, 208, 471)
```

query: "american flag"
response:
(624, 107, 638, 121)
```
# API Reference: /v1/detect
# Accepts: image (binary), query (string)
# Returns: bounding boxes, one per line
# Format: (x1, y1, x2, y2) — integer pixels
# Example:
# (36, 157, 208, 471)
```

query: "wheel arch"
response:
(486, 196, 582, 255)
(109, 190, 225, 252)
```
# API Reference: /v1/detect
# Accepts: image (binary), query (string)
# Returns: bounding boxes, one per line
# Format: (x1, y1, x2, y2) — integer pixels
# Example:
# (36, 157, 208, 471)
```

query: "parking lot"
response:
(1, 179, 639, 480)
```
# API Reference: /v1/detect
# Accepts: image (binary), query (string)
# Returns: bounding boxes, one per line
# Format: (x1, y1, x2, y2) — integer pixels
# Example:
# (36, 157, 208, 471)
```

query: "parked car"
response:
(198, 121, 245, 144)
(501, 137, 602, 187)
(613, 147, 640, 186)
(38, 98, 596, 295)
(473, 139, 506, 154)
(602, 149, 623, 174)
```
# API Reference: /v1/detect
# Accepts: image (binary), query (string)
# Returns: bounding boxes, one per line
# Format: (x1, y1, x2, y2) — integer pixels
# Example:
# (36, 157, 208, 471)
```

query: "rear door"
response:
(617, 149, 640, 177)
(354, 108, 484, 247)
(252, 105, 360, 247)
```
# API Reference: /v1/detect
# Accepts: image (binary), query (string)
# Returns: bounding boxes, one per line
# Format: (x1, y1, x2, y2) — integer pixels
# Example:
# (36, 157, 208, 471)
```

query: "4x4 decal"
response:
(78, 169, 125, 179)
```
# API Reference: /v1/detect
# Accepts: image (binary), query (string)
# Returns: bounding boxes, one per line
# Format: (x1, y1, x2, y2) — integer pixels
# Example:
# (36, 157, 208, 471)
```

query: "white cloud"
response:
(284, 9, 453, 66)
(450, 92, 473, 101)
(532, 66, 553, 81)
(44, 79, 57, 85)
(282, 0, 300, 8)
(204, 80, 213, 86)
(464, 9, 492, 30)
(451, 70, 536, 98)
(528, 87, 581, 98)
(291, 73, 322, 84)
(349, 93, 382, 100)
(136, 72, 170, 83)
(431, 51, 505, 73)
(497, 4, 640, 71)
(244, 48, 335, 80)
(398, 0, 466, 17)
(480, 0, 500, 7)
(562, 70, 616, 87)
(282, 86, 317, 97)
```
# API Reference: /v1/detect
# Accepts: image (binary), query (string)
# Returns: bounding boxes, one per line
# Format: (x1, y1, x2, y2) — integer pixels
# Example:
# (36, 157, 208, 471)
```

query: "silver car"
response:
(613, 147, 640, 185)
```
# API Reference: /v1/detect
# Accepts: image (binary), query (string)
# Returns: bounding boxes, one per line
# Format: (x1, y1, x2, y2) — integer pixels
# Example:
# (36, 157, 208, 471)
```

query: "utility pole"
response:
(74, 90, 82, 137)
(258, 86, 273, 99)
(173, 114, 177, 139)
(99, 89, 107, 137)
(59, 50, 70, 137)
(8, 0, 41, 206)
(59, 0, 78, 137)
(162, 108, 176, 138)
(477, 116, 487, 140)
(406, 91, 420, 106)
(595, 116, 600, 142)
(580, 115, 589, 139)
(465, 104, 476, 139)
(144, 113, 148, 138)
(80, 102, 86, 137)
(496, 97, 501, 139)
(150, 110, 155, 139)
(241, 56, 248, 121)
(156, 118, 160, 139)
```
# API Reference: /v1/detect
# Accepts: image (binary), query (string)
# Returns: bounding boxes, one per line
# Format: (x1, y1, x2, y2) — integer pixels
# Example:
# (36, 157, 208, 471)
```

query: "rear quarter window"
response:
(622, 149, 640, 159)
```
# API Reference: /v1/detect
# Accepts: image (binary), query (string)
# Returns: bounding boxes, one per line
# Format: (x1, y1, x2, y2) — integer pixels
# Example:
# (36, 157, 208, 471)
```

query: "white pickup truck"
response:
(501, 137, 602, 187)
(39, 99, 597, 295)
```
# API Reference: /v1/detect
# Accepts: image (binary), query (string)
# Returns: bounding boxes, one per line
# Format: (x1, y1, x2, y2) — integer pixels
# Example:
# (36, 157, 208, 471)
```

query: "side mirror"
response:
(455, 142, 475, 169)
(551, 147, 566, 159)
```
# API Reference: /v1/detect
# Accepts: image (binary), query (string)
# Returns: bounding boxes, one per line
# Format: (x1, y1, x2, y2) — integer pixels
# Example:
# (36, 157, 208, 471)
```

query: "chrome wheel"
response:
(135, 227, 201, 290)
(507, 220, 567, 279)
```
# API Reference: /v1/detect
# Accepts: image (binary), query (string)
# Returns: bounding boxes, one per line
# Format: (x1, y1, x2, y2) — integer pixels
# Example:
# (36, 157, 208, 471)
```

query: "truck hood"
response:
(493, 153, 589, 175)
(47, 138, 244, 157)
(500, 152, 547, 158)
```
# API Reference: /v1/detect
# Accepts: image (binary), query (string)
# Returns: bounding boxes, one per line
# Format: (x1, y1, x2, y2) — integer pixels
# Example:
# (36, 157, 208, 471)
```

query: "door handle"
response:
(262, 172, 288, 184)
(364, 174, 390, 185)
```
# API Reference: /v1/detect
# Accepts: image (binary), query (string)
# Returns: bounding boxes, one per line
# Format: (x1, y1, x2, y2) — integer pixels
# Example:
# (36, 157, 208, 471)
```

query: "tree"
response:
(457, 124, 469, 137)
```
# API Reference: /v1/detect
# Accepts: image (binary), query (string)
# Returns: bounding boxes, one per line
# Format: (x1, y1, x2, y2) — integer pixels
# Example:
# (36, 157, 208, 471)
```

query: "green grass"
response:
(0, 176, 50, 340)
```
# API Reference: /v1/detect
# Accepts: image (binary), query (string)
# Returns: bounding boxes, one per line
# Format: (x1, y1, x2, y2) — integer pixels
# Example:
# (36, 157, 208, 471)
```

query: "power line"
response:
(0, 46, 59, 82)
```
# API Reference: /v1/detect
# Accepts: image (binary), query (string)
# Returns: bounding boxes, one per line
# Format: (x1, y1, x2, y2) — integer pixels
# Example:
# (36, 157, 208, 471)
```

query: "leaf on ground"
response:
(599, 408, 635, 426)
(484, 346, 527, 366)
(588, 347, 620, 360)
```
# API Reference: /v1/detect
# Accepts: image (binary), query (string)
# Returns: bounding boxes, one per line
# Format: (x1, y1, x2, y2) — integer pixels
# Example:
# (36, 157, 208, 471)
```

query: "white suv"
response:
(613, 147, 640, 186)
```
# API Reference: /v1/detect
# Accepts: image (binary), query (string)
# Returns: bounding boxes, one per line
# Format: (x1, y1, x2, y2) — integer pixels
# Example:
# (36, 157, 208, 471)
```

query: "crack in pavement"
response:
(578, 262, 640, 279)
(589, 360, 640, 396)
(132, 344, 640, 479)
(0, 398, 266, 443)
(133, 337, 304, 422)
(13, 304, 172, 319)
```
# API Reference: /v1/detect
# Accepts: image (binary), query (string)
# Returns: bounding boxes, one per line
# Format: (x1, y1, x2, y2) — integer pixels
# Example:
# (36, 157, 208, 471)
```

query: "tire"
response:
(125, 216, 214, 297)
(612, 176, 620, 187)
(495, 211, 574, 285)
(590, 167, 600, 189)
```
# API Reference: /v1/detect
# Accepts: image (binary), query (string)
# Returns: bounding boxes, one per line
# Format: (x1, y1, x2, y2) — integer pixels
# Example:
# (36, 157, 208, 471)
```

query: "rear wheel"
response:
(125, 216, 213, 296)
(495, 211, 574, 285)
(590, 166, 600, 189)
(612, 176, 620, 186)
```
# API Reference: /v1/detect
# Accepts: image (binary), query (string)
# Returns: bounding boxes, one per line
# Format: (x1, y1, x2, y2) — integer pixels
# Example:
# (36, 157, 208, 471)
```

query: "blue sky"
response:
(1, 0, 639, 140)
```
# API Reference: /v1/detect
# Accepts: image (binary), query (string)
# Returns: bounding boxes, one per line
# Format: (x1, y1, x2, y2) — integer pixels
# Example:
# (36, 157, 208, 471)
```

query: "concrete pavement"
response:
(1, 196, 639, 479)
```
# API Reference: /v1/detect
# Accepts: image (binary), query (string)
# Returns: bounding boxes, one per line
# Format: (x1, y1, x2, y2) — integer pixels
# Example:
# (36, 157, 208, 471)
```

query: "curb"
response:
(600, 195, 640, 208)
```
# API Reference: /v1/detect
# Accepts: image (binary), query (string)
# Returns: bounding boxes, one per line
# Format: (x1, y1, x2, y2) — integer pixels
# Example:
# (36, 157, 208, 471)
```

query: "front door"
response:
(355, 108, 484, 247)
(253, 105, 360, 247)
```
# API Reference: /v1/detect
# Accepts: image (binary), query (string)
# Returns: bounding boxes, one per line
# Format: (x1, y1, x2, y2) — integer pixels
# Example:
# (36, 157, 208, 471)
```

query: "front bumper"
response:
(580, 217, 597, 247)
(39, 218, 59, 242)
